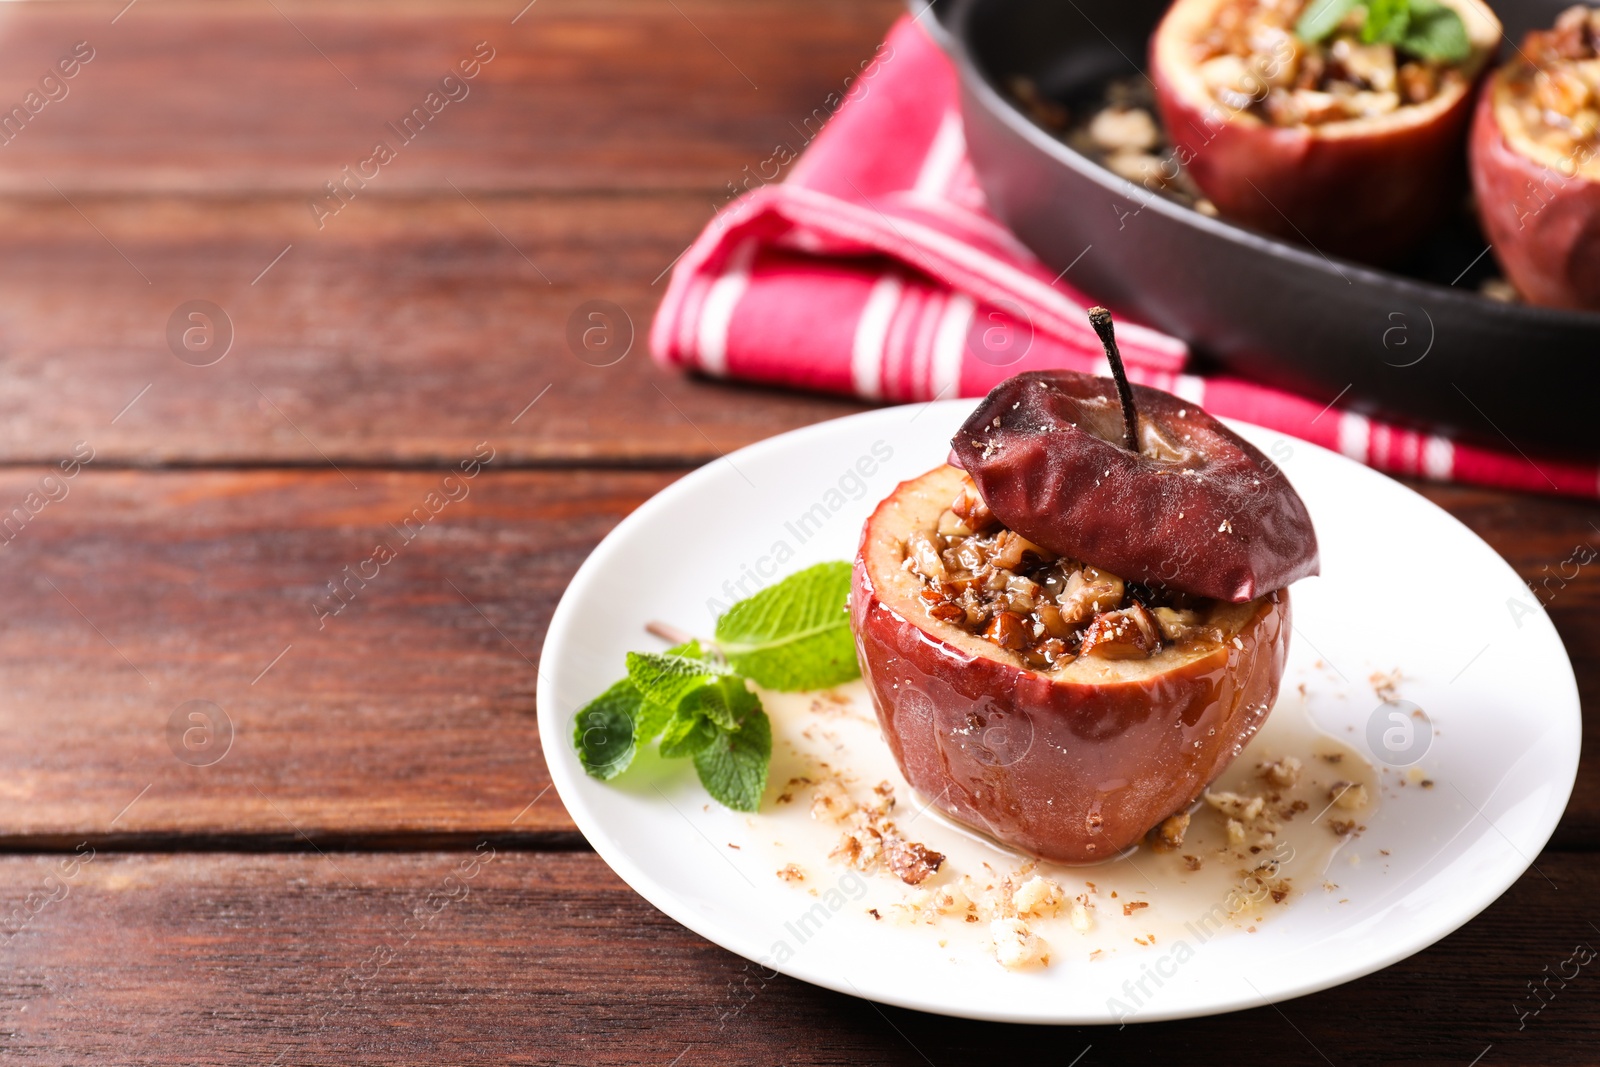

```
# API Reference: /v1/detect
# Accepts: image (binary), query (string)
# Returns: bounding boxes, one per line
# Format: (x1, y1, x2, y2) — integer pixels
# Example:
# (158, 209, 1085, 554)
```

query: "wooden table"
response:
(0, 1, 1594, 1062)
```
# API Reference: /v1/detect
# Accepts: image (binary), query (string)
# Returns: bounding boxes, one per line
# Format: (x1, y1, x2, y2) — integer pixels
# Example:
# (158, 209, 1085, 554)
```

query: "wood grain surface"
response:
(0, 0, 1593, 1061)
(0, 0, 903, 194)
(0, 467, 686, 844)
(0, 850, 1593, 1065)
(0, 189, 870, 470)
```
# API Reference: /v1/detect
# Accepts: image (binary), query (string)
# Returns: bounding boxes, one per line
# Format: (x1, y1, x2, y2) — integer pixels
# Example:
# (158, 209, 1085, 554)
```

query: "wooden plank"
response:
(0, 467, 683, 844)
(0, 193, 871, 466)
(0, 0, 890, 467)
(0, 849, 1594, 1063)
(0, 468, 1596, 846)
(0, 0, 904, 195)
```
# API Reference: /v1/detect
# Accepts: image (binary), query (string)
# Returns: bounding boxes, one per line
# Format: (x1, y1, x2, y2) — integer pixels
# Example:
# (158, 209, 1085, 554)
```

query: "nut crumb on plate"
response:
(1259, 756, 1302, 788)
(1012, 875, 1066, 918)
(1329, 782, 1369, 810)
(990, 918, 1050, 969)
(1153, 810, 1191, 849)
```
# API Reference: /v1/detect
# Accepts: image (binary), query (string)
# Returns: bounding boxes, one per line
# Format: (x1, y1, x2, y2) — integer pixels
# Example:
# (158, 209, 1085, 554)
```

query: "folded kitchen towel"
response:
(651, 14, 1598, 498)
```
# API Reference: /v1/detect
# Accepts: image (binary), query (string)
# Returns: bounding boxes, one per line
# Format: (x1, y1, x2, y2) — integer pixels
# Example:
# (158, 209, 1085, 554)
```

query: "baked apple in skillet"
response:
(1471, 6, 1600, 310)
(850, 311, 1318, 864)
(1150, 0, 1499, 263)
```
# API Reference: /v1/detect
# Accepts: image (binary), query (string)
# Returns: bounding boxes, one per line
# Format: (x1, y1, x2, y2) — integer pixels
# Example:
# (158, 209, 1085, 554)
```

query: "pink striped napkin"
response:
(651, 15, 1597, 498)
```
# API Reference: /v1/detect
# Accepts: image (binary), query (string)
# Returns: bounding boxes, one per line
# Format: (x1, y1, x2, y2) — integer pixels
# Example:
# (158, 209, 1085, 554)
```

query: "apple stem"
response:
(1087, 306, 1139, 453)
(646, 620, 695, 646)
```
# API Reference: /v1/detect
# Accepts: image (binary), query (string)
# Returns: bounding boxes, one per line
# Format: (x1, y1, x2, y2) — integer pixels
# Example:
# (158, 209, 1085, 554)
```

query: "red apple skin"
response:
(1149, 0, 1498, 265)
(850, 482, 1291, 865)
(952, 370, 1318, 604)
(1470, 76, 1600, 310)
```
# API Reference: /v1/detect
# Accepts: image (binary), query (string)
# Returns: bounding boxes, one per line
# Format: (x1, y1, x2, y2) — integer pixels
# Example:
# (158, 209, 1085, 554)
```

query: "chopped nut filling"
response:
(905, 475, 1227, 667)
(1020, 75, 1216, 208)
(1008, 70, 1519, 302)
(1503, 7, 1600, 158)
(1193, 0, 1469, 127)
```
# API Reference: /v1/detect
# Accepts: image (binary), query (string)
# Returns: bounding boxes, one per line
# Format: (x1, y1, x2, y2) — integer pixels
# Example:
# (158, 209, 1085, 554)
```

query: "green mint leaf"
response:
(658, 710, 719, 759)
(681, 674, 760, 731)
(665, 638, 709, 660)
(713, 561, 860, 691)
(1295, 0, 1361, 42)
(626, 646, 731, 730)
(630, 640, 712, 743)
(1362, 0, 1410, 45)
(692, 703, 772, 813)
(1400, 0, 1470, 61)
(571, 679, 641, 781)
(632, 695, 676, 749)
(655, 677, 760, 758)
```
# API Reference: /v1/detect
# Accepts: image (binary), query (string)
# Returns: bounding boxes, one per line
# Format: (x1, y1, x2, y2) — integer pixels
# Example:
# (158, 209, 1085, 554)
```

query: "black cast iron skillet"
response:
(932, 0, 1599, 456)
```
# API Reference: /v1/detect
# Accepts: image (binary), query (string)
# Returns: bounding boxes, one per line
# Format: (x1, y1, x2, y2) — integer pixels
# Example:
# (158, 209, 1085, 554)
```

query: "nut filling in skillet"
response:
(1192, 0, 1473, 127)
(1498, 5, 1600, 158)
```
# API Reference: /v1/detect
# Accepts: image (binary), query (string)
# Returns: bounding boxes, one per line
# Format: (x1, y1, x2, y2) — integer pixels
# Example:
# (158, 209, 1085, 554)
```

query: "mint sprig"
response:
(1294, 0, 1471, 64)
(569, 562, 861, 812)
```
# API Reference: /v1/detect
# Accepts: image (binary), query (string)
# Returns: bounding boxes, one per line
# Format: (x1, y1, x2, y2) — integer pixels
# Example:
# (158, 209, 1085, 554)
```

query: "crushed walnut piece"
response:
(1205, 786, 1283, 854)
(1205, 790, 1267, 823)
(776, 864, 805, 883)
(810, 777, 852, 823)
(1259, 756, 1302, 789)
(1370, 669, 1403, 703)
(990, 918, 1050, 969)
(1012, 876, 1066, 919)
(885, 838, 946, 886)
(813, 777, 944, 886)
(1328, 782, 1369, 810)
(1153, 810, 1192, 850)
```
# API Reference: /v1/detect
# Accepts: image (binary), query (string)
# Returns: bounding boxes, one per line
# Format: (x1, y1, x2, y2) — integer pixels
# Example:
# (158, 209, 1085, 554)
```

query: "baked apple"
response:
(1150, 0, 1500, 263)
(1471, 6, 1600, 309)
(850, 311, 1316, 864)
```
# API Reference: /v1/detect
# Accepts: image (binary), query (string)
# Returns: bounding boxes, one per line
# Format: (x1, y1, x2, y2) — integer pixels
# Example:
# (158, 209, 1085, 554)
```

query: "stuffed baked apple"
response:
(1472, 5, 1600, 309)
(1151, 0, 1500, 263)
(850, 310, 1318, 864)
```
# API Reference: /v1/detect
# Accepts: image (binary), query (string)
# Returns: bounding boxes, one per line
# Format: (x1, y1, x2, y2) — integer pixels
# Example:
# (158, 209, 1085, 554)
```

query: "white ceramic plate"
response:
(537, 401, 1580, 1024)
